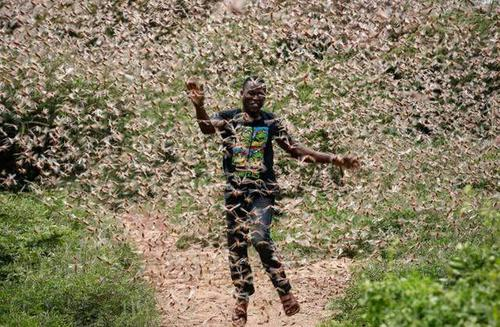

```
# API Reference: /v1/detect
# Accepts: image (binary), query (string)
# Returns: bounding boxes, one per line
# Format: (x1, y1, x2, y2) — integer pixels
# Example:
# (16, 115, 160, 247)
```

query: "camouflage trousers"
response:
(224, 190, 292, 301)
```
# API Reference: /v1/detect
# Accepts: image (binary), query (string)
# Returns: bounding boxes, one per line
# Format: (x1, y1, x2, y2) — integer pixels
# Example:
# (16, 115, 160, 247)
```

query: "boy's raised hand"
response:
(186, 79, 205, 108)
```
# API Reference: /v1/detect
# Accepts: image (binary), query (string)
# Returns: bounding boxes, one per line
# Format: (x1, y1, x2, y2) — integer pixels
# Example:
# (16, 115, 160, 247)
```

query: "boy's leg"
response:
(248, 195, 292, 296)
(225, 193, 255, 301)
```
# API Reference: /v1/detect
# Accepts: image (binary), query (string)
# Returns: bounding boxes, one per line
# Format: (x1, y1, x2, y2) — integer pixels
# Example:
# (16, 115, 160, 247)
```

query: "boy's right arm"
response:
(186, 79, 225, 134)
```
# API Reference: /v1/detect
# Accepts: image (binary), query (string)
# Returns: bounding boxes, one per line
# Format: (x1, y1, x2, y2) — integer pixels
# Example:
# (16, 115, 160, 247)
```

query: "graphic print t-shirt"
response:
(210, 109, 294, 191)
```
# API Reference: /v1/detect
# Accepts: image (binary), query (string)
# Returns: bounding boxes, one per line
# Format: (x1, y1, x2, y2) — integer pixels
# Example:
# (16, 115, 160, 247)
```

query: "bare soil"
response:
(122, 212, 351, 327)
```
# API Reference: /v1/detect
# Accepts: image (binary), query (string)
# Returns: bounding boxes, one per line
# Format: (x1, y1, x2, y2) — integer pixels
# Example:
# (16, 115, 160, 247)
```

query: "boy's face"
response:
(241, 81, 266, 116)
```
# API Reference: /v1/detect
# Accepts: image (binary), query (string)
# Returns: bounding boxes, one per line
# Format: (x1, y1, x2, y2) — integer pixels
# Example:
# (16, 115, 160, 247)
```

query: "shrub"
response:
(324, 197, 499, 327)
(0, 58, 132, 190)
(353, 245, 498, 326)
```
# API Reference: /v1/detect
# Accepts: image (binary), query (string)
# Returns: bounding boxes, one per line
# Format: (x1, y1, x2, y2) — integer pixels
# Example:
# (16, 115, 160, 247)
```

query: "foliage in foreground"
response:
(0, 193, 159, 327)
(322, 191, 499, 326)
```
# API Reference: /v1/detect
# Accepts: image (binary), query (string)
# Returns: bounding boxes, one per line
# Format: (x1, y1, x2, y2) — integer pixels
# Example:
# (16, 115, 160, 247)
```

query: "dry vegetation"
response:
(1, 0, 498, 326)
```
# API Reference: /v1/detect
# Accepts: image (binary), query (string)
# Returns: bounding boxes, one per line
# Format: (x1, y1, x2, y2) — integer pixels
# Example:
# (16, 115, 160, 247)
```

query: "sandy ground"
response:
(122, 212, 351, 327)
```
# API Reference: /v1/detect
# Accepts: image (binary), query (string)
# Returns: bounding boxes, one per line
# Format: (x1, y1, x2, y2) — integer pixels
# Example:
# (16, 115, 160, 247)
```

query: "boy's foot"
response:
(231, 299, 248, 326)
(280, 292, 300, 316)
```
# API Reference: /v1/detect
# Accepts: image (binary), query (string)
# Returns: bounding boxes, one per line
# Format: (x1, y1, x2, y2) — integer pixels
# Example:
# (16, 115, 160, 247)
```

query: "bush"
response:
(348, 245, 498, 327)
(0, 58, 133, 190)
(0, 193, 159, 326)
(324, 197, 499, 327)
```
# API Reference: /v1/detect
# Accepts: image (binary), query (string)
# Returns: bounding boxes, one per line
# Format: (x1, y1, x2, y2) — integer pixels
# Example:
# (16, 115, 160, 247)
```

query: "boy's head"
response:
(241, 76, 266, 117)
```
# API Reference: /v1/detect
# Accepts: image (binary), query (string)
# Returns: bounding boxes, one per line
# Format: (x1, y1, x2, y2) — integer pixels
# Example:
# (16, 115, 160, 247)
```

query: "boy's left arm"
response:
(273, 119, 360, 169)
(276, 138, 360, 168)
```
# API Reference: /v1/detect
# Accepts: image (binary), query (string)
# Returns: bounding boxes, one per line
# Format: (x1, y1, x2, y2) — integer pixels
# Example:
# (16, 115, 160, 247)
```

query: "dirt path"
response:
(122, 212, 351, 327)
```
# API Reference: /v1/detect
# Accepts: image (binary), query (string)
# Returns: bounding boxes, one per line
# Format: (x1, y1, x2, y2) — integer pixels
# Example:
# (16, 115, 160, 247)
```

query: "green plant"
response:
(0, 193, 159, 326)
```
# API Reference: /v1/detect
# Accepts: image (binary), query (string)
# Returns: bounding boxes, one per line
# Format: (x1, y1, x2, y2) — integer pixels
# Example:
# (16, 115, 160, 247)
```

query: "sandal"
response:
(232, 299, 248, 326)
(280, 292, 300, 316)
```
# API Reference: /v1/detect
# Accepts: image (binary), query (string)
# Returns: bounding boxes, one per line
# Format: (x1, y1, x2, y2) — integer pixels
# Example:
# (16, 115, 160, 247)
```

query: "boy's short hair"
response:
(242, 76, 265, 90)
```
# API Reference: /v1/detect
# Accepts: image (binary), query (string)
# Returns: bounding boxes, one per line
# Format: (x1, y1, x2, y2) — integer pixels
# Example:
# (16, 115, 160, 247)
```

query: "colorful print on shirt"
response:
(231, 126, 269, 178)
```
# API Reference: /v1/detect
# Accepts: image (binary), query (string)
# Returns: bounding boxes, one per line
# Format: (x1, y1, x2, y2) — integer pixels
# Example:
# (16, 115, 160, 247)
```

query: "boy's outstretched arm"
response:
(276, 137, 360, 169)
(186, 79, 225, 134)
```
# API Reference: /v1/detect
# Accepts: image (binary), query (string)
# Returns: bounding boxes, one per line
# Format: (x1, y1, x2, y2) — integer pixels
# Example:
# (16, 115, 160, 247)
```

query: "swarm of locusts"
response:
(0, 0, 497, 257)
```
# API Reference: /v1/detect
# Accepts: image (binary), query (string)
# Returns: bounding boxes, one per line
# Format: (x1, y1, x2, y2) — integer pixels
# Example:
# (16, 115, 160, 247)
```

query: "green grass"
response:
(323, 243, 499, 327)
(321, 188, 499, 326)
(0, 192, 159, 327)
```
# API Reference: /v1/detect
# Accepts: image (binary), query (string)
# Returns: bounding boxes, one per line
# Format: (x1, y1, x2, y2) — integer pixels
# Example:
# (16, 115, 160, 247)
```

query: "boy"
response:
(186, 77, 359, 326)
